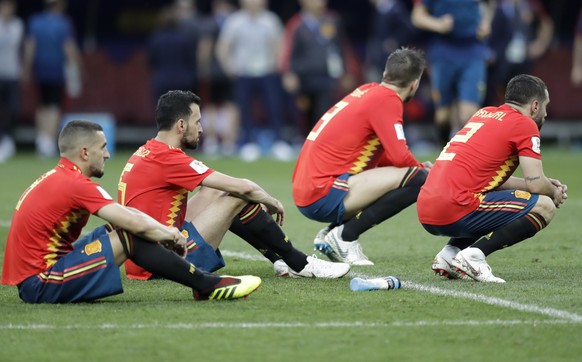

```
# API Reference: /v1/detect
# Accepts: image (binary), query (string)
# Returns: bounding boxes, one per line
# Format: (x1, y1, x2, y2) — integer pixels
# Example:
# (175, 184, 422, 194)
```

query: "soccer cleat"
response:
(288, 255, 350, 278)
(194, 275, 262, 300)
(274, 259, 290, 277)
(432, 245, 462, 279)
(318, 225, 374, 266)
(450, 247, 506, 283)
(313, 226, 332, 252)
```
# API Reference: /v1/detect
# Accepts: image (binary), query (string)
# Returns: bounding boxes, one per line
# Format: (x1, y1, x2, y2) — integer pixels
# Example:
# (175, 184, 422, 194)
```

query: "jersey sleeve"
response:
(163, 149, 215, 191)
(73, 179, 116, 214)
(513, 116, 542, 160)
(370, 98, 421, 168)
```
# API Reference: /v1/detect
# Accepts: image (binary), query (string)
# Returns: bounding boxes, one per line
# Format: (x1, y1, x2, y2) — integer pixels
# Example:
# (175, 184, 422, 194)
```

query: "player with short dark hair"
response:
(418, 74, 567, 283)
(119, 90, 350, 280)
(1, 120, 262, 303)
(292, 48, 432, 266)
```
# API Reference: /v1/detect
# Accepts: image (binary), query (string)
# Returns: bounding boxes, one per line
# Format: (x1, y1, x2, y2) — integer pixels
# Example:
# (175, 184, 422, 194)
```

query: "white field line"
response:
(0, 319, 578, 330)
(0, 219, 10, 228)
(221, 250, 582, 323)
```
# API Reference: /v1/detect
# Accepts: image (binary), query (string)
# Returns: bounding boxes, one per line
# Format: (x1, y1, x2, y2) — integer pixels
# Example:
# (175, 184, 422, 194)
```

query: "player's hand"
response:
(282, 72, 300, 93)
(421, 161, 433, 170)
(161, 227, 188, 257)
(476, 20, 491, 40)
(551, 186, 567, 208)
(549, 178, 567, 193)
(437, 14, 454, 34)
(262, 198, 285, 226)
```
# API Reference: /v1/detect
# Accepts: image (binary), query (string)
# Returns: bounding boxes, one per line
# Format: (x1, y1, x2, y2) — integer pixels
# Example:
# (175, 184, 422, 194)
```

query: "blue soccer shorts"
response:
(297, 173, 350, 224)
(422, 190, 539, 238)
(182, 221, 225, 272)
(430, 59, 486, 107)
(18, 225, 123, 304)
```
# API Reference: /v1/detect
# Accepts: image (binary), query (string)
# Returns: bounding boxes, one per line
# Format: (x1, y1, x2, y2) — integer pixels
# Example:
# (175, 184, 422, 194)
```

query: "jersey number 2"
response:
(437, 122, 484, 161)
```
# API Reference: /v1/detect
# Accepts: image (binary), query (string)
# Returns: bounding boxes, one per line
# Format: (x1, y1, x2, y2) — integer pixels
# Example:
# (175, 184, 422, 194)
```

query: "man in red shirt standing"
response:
(417, 74, 567, 283)
(292, 48, 432, 266)
(1, 120, 261, 303)
(119, 90, 349, 280)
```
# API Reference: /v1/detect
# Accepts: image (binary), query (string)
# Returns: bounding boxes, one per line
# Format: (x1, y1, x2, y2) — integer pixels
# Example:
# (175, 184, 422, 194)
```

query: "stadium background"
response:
(12, 0, 582, 146)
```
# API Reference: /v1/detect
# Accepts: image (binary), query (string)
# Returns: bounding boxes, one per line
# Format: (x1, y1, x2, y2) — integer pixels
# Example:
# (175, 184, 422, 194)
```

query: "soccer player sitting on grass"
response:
(417, 74, 568, 283)
(0, 120, 261, 303)
(292, 47, 433, 266)
(118, 90, 350, 280)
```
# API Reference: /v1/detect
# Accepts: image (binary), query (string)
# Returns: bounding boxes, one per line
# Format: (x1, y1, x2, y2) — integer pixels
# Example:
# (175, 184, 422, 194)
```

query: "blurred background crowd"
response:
(1, 0, 581, 163)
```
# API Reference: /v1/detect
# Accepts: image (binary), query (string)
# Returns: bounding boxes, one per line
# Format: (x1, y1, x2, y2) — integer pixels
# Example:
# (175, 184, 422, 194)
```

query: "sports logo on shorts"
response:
(181, 229, 189, 238)
(84, 240, 103, 255)
(514, 190, 531, 200)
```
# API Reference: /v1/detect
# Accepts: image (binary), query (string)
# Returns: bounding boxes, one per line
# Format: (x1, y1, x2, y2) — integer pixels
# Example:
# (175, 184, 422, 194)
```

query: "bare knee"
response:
(530, 195, 556, 224)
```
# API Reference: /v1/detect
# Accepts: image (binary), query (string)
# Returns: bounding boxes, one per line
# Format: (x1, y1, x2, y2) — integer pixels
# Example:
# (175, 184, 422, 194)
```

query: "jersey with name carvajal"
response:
(1, 158, 115, 285)
(418, 104, 542, 225)
(292, 82, 422, 207)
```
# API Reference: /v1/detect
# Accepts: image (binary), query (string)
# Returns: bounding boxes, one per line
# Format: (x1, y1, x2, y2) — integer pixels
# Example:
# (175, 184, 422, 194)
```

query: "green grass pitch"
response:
(0, 148, 581, 362)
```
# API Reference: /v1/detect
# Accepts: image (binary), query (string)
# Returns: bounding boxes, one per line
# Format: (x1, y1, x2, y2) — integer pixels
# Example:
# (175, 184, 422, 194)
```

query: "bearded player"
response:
(418, 74, 567, 283)
(118, 90, 349, 280)
(292, 48, 432, 266)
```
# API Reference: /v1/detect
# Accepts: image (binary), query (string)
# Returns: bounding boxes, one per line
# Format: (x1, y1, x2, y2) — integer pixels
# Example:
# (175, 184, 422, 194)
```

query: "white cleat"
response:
(317, 225, 374, 266)
(288, 255, 350, 278)
(450, 247, 506, 283)
(313, 226, 332, 251)
(432, 245, 462, 279)
(273, 259, 290, 277)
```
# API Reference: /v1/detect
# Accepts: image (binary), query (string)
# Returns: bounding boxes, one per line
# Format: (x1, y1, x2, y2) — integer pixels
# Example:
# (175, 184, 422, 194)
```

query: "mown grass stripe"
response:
(1, 319, 579, 330)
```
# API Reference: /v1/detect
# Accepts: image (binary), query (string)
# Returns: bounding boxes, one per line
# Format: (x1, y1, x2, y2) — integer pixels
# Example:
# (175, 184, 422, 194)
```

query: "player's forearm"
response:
(230, 180, 277, 207)
(504, 175, 556, 198)
(524, 175, 557, 198)
(497, 176, 526, 190)
(133, 214, 176, 242)
(117, 207, 175, 242)
(411, 5, 443, 32)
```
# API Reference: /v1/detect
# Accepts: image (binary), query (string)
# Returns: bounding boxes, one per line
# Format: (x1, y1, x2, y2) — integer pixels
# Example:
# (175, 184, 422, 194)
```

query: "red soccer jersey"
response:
(1, 158, 115, 286)
(292, 83, 422, 207)
(417, 104, 542, 225)
(118, 139, 214, 279)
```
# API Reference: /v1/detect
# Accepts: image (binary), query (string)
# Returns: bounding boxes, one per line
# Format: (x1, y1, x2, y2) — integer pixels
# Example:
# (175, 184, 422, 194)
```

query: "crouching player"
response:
(417, 75, 567, 283)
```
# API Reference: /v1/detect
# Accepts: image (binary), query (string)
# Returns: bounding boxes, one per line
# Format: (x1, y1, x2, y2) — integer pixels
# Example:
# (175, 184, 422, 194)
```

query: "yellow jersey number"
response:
(117, 163, 134, 205)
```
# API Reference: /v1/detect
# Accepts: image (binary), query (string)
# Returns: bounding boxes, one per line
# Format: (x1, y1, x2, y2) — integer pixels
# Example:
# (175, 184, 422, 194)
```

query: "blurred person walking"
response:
(571, 9, 582, 87)
(0, 0, 23, 163)
(216, 0, 291, 161)
(411, 0, 495, 147)
(148, 1, 200, 102)
(198, 0, 239, 157)
(22, 0, 82, 158)
(366, 0, 420, 82)
(486, 0, 553, 104)
(281, 0, 359, 136)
